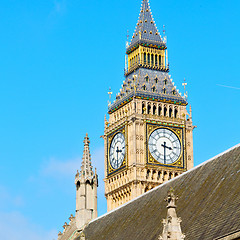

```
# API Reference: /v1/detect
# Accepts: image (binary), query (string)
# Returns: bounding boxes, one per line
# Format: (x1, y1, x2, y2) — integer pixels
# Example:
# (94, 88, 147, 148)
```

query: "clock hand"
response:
(161, 141, 172, 164)
(116, 146, 122, 167)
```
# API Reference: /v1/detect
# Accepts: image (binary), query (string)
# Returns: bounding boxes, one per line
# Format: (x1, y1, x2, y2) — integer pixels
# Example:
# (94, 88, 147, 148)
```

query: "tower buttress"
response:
(75, 133, 98, 229)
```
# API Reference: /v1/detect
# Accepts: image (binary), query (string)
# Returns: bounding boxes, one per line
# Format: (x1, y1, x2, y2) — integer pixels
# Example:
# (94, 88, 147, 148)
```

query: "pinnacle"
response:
(79, 133, 94, 180)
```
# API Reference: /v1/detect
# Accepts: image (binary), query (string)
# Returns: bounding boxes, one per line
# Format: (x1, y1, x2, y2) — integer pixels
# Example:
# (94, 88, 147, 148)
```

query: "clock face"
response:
(148, 128, 181, 164)
(109, 133, 126, 169)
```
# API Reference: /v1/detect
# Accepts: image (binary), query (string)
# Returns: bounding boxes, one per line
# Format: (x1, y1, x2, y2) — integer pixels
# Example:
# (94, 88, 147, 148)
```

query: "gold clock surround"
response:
(146, 123, 185, 169)
(107, 125, 128, 176)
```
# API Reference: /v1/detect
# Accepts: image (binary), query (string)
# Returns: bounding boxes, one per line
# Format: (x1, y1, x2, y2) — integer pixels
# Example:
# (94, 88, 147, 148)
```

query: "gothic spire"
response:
(128, 0, 165, 52)
(80, 133, 94, 180)
(159, 189, 185, 240)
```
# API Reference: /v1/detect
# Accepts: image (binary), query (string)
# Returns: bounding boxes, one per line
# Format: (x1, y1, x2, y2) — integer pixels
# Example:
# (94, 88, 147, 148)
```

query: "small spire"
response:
(80, 133, 94, 180)
(159, 188, 185, 240)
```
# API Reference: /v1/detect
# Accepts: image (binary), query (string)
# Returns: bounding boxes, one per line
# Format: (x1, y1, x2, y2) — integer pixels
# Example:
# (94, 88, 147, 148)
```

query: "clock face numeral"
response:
(109, 133, 126, 169)
(148, 128, 181, 164)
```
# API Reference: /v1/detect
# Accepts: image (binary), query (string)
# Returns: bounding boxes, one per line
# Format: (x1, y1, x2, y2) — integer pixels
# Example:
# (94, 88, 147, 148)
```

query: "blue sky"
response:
(0, 0, 239, 239)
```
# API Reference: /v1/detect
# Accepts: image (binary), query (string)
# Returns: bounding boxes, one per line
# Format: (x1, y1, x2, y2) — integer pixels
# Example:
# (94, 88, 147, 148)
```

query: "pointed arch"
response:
(174, 108, 178, 118)
(153, 104, 156, 114)
(158, 105, 162, 116)
(164, 106, 167, 116)
(142, 102, 145, 114)
(147, 103, 151, 114)
(76, 181, 80, 190)
(169, 107, 173, 117)
(147, 53, 150, 65)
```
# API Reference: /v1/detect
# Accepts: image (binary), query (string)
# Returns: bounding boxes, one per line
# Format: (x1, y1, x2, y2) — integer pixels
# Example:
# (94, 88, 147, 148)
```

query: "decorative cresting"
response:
(58, 214, 76, 240)
(75, 133, 98, 229)
(159, 188, 185, 240)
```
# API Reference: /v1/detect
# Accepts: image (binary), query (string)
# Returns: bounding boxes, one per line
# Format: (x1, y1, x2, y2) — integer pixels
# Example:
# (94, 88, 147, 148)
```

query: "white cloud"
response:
(41, 157, 80, 177)
(41, 146, 105, 179)
(52, 0, 66, 15)
(0, 185, 24, 209)
(0, 211, 57, 240)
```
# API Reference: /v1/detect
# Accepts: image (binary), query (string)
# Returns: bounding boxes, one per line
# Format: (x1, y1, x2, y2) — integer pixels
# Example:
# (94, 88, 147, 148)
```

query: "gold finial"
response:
(108, 87, 113, 106)
(182, 78, 188, 99)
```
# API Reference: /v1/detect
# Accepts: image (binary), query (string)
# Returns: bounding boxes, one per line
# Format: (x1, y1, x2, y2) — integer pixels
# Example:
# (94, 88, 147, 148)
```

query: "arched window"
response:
(157, 171, 161, 180)
(142, 103, 145, 114)
(158, 105, 162, 115)
(164, 106, 167, 116)
(142, 85, 146, 90)
(146, 169, 150, 179)
(152, 86, 156, 92)
(145, 76, 149, 82)
(164, 171, 168, 181)
(163, 88, 166, 94)
(155, 55, 158, 66)
(147, 53, 150, 65)
(76, 181, 80, 190)
(164, 78, 167, 85)
(174, 108, 178, 118)
(147, 104, 151, 114)
(153, 105, 156, 114)
(172, 89, 176, 95)
(144, 53, 147, 64)
(169, 172, 173, 180)
(159, 55, 161, 66)
(169, 107, 173, 117)
(151, 54, 154, 66)
(155, 77, 158, 83)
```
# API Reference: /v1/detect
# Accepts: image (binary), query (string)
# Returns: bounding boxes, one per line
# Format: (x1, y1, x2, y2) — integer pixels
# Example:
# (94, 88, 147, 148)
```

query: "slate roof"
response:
(127, 0, 166, 52)
(109, 68, 187, 113)
(81, 144, 240, 240)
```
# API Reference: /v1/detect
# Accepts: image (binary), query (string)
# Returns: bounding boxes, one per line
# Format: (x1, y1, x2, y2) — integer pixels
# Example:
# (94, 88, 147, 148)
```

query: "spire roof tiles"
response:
(109, 69, 187, 113)
(127, 0, 166, 52)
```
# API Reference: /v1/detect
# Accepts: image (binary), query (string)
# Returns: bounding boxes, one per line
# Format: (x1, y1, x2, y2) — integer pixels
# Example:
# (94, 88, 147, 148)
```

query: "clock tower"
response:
(103, 0, 195, 212)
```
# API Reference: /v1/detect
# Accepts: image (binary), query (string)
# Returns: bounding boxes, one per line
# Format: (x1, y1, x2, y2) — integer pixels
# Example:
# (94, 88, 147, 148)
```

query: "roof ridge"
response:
(88, 143, 240, 224)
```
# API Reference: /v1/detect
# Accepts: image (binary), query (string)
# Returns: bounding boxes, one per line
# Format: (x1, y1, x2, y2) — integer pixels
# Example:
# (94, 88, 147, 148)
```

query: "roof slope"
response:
(109, 68, 187, 112)
(83, 144, 240, 240)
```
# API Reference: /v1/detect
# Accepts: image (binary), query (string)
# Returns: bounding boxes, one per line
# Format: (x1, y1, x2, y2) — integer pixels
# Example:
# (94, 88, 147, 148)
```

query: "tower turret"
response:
(75, 133, 98, 229)
(104, 0, 195, 212)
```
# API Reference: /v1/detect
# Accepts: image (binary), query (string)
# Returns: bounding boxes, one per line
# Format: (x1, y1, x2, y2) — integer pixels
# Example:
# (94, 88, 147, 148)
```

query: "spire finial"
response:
(108, 87, 112, 106)
(182, 78, 188, 99)
(79, 133, 94, 180)
(159, 188, 185, 240)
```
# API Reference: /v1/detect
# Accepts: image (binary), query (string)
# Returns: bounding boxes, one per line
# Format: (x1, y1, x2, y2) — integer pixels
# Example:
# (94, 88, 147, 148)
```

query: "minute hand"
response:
(161, 141, 172, 164)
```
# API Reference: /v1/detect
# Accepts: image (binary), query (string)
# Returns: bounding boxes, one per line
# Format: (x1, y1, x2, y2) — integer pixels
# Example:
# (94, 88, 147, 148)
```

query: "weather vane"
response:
(182, 78, 188, 99)
(108, 87, 113, 106)
(163, 25, 167, 43)
(126, 30, 129, 48)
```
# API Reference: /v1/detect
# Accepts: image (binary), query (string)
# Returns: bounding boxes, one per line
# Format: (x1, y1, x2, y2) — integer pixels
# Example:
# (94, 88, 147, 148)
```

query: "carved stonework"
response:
(159, 189, 185, 240)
